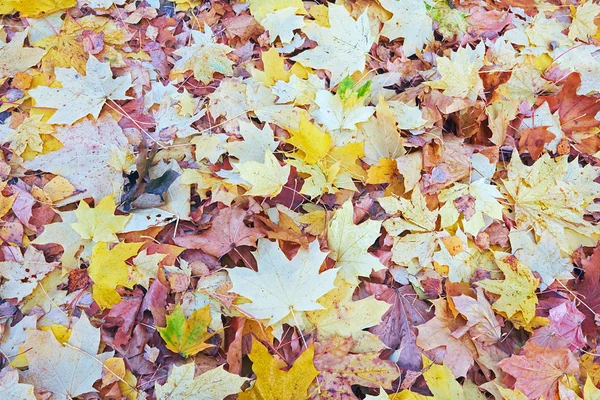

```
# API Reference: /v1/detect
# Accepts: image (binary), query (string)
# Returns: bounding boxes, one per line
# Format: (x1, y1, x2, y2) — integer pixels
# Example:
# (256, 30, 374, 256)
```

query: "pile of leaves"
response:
(1, 0, 600, 398)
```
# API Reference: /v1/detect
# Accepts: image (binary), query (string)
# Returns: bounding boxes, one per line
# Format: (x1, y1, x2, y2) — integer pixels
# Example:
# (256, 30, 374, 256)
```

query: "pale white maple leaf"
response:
(24, 114, 131, 204)
(228, 238, 338, 326)
(171, 24, 234, 84)
(29, 56, 132, 125)
(312, 89, 374, 132)
(156, 364, 247, 400)
(509, 230, 573, 290)
(0, 247, 58, 301)
(260, 7, 306, 44)
(0, 29, 46, 79)
(226, 121, 278, 163)
(379, 0, 433, 57)
(22, 314, 113, 400)
(292, 4, 374, 86)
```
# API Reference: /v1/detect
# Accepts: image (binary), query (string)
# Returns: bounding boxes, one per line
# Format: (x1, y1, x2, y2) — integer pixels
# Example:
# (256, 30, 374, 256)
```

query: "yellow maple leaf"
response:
(239, 338, 318, 400)
(306, 277, 390, 339)
(238, 150, 290, 197)
(477, 255, 539, 324)
(0, 0, 75, 18)
(247, 0, 306, 21)
(70, 195, 131, 243)
(286, 114, 331, 164)
(425, 42, 485, 101)
(88, 241, 143, 309)
(157, 305, 215, 358)
(252, 48, 292, 87)
(34, 33, 88, 75)
(327, 201, 385, 284)
(4, 114, 55, 156)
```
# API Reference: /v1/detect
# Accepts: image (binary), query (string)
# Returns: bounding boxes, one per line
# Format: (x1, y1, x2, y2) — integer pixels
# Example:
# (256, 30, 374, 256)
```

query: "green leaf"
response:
(157, 304, 215, 358)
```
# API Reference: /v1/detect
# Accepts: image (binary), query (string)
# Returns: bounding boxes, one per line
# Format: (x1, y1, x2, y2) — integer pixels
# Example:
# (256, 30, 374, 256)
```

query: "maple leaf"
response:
(229, 239, 337, 326)
(452, 287, 503, 345)
(311, 336, 399, 399)
(425, 43, 485, 101)
(260, 7, 306, 44)
(226, 121, 278, 163)
(306, 278, 391, 340)
(327, 201, 385, 284)
(361, 97, 405, 164)
(416, 298, 477, 378)
(569, 1, 600, 41)
(32, 209, 85, 270)
(438, 179, 504, 236)
(312, 88, 374, 135)
(498, 341, 579, 399)
(538, 73, 600, 135)
(155, 364, 247, 400)
(509, 230, 573, 290)
(24, 114, 132, 204)
(574, 245, 600, 337)
(171, 24, 234, 84)
(379, 0, 433, 56)
(0, 246, 58, 301)
(238, 150, 291, 198)
(0, 0, 75, 17)
(477, 255, 539, 324)
(29, 56, 132, 125)
(247, 0, 306, 21)
(286, 113, 332, 164)
(70, 194, 130, 243)
(239, 338, 318, 400)
(366, 283, 433, 371)
(130, 250, 166, 288)
(0, 114, 55, 156)
(174, 207, 263, 258)
(0, 30, 46, 79)
(501, 152, 600, 253)
(0, 368, 35, 399)
(22, 314, 113, 400)
(87, 241, 143, 309)
(292, 4, 375, 85)
(158, 304, 215, 358)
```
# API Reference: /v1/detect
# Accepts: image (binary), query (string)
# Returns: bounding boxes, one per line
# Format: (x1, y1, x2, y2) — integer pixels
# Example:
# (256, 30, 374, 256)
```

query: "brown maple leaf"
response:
(539, 73, 600, 136)
(574, 245, 600, 338)
(498, 341, 579, 399)
(173, 207, 264, 258)
(518, 126, 555, 160)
